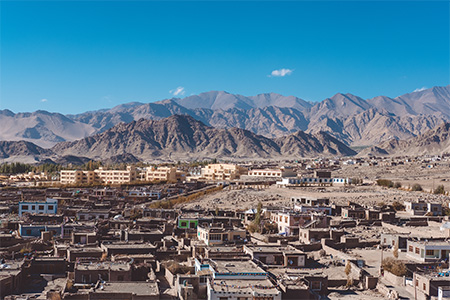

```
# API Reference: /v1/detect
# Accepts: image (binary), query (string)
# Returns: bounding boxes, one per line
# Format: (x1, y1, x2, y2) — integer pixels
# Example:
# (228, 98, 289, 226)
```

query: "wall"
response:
(384, 270, 405, 286)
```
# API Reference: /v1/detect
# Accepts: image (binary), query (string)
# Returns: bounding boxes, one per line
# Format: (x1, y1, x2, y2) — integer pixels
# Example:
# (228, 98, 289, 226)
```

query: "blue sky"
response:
(1, 1, 449, 114)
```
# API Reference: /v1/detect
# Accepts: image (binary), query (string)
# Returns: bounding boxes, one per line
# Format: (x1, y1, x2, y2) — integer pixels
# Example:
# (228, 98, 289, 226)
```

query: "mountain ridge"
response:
(1, 85, 449, 149)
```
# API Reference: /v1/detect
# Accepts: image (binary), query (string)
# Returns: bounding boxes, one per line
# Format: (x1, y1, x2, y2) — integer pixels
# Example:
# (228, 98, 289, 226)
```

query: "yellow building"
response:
(145, 166, 185, 182)
(201, 163, 247, 181)
(60, 166, 137, 185)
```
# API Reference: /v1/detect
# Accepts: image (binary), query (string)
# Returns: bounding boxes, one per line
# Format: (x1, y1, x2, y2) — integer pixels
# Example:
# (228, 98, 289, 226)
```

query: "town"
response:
(0, 156, 449, 300)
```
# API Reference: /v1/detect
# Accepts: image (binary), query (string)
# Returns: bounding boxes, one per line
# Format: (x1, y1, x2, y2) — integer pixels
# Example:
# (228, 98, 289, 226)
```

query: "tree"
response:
(250, 202, 263, 233)
(392, 201, 405, 211)
(411, 184, 423, 191)
(393, 243, 399, 259)
(434, 185, 445, 195)
(382, 257, 407, 276)
(345, 261, 353, 287)
(345, 261, 351, 277)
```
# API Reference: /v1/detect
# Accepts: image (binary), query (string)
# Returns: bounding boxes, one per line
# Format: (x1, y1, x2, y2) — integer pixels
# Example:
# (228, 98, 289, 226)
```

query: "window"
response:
(415, 247, 420, 254)
(311, 281, 322, 290)
(423, 283, 426, 291)
(426, 250, 434, 256)
(31, 205, 35, 210)
(180, 221, 187, 227)
(22, 205, 29, 210)
(409, 245, 413, 252)
(39, 205, 44, 210)
(26, 229, 32, 235)
(48, 205, 54, 211)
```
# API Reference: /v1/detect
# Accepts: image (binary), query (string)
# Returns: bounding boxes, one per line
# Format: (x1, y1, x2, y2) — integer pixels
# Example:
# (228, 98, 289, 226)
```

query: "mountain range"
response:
(358, 122, 450, 157)
(0, 115, 356, 163)
(1, 86, 449, 149)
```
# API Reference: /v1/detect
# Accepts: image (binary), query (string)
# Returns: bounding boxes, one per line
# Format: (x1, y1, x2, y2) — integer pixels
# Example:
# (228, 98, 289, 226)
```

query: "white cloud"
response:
(269, 68, 293, 77)
(170, 86, 185, 96)
(41, 98, 48, 102)
(413, 87, 427, 92)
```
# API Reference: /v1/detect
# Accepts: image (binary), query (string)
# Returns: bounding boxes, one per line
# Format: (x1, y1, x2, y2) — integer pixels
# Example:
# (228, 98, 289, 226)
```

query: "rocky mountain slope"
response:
(51, 115, 356, 161)
(358, 122, 450, 157)
(1, 86, 449, 148)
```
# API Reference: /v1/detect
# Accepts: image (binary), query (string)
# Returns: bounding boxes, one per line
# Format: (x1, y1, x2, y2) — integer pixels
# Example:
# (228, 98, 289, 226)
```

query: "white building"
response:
(195, 259, 281, 300)
(248, 167, 296, 178)
(19, 198, 58, 216)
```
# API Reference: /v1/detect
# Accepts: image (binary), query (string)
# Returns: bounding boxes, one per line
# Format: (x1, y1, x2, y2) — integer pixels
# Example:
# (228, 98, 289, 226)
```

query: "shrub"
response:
(382, 257, 407, 276)
(247, 222, 259, 233)
(394, 182, 402, 189)
(392, 201, 405, 211)
(411, 184, 423, 191)
(434, 185, 445, 195)
(377, 179, 394, 188)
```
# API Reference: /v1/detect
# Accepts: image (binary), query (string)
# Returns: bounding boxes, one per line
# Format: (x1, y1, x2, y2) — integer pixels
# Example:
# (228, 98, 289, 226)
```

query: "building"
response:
(291, 197, 330, 206)
(341, 206, 366, 219)
(406, 240, 450, 262)
(74, 260, 132, 283)
(197, 224, 246, 246)
(277, 177, 350, 187)
(60, 166, 137, 185)
(299, 228, 344, 244)
(405, 201, 442, 216)
(248, 167, 296, 178)
(201, 164, 247, 181)
(19, 223, 62, 238)
(178, 214, 200, 229)
(0, 260, 25, 299)
(380, 233, 409, 249)
(414, 271, 450, 299)
(271, 211, 328, 236)
(243, 245, 306, 267)
(195, 259, 281, 300)
(60, 170, 97, 185)
(146, 166, 185, 182)
(18, 198, 57, 217)
(294, 205, 332, 215)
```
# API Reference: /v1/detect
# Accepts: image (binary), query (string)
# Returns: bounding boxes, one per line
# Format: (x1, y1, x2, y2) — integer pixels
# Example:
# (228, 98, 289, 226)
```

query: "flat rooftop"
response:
(79, 281, 159, 296)
(68, 247, 103, 253)
(76, 261, 131, 271)
(245, 245, 304, 254)
(102, 243, 157, 249)
(210, 278, 279, 295)
(213, 260, 264, 274)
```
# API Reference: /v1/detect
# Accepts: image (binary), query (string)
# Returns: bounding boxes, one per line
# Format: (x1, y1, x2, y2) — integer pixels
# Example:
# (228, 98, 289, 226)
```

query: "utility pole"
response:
(380, 245, 384, 276)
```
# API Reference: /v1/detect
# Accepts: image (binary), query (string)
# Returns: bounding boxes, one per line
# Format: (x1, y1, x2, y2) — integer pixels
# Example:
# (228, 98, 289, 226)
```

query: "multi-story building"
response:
(407, 240, 450, 262)
(404, 200, 442, 216)
(271, 211, 328, 235)
(201, 164, 247, 181)
(197, 224, 246, 246)
(60, 166, 137, 185)
(95, 166, 137, 184)
(248, 167, 296, 178)
(243, 245, 306, 267)
(18, 198, 58, 216)
(145, 166, 185, 182)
